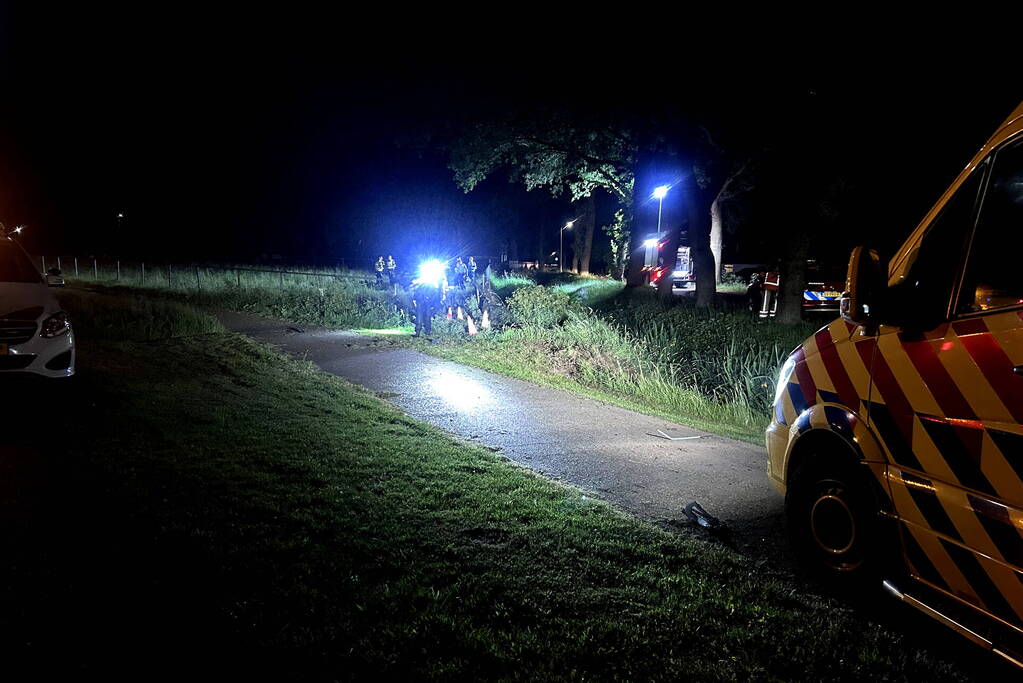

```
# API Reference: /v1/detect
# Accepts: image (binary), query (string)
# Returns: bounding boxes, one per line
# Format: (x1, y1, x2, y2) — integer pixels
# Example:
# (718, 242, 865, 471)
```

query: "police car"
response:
(768, 102, 1023, 665)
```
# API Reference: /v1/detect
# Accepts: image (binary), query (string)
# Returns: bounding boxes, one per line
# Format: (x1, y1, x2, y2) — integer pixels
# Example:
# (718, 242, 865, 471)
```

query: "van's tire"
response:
(786, 456, 885, 589)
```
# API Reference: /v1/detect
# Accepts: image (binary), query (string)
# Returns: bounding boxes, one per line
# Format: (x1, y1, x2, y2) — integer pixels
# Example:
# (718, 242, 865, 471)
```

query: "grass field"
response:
(65, 266, 814, 443)
(0, 290, 975, 680)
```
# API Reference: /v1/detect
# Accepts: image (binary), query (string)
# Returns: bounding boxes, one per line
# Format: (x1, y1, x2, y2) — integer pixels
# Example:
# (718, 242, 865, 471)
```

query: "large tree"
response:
(447, 106, 751, 307)
(447, 110, 635, 277)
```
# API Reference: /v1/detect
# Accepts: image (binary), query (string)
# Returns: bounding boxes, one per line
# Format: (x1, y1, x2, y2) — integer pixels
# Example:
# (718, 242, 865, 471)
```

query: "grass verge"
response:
(0, 290, 970, 680)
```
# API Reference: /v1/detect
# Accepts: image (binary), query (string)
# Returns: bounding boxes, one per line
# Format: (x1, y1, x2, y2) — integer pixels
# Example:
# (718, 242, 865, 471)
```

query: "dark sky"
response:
(1, 9, 1018, 269)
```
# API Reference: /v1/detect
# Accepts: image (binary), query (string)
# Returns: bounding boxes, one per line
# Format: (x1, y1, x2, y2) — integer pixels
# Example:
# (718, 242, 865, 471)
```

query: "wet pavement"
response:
(218, 311, 785, 552)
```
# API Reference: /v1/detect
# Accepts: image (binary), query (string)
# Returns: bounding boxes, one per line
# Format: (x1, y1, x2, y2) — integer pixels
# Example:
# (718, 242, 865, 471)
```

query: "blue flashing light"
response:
(415, 259, 446, 286)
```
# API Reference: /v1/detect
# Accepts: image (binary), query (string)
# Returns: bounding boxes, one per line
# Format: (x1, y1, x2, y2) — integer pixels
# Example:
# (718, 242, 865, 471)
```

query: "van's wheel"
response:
(786, 456, 883, 587)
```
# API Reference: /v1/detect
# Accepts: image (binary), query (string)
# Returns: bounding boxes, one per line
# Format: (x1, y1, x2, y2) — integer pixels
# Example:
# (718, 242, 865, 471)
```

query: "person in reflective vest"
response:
(453, 257, 468, 289)
(386, 255, 397, 285)
(374, 256, 385, 287)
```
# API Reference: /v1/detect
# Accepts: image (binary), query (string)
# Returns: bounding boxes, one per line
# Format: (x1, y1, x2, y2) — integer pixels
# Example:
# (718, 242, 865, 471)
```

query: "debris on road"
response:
(648, 429, 703, 441)
(684, 501, 726, 530)
(286, 326, 305, 334)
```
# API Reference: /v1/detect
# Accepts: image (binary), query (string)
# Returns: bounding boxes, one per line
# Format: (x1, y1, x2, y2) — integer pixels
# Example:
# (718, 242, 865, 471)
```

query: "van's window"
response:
(0, 243, 42, 283)
(957, 137, 1023, 314)
(893, 167, 984, 321)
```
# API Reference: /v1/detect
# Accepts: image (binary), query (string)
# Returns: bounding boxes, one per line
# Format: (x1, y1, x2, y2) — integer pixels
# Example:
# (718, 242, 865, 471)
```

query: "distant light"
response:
(652, 185, 669, 200)
(564, 221, 574, 230)
(117, 213, 124, 219)
(643, 238, 659, 248)
(415, 259, 446, 286)
(14, 226, 23, 234)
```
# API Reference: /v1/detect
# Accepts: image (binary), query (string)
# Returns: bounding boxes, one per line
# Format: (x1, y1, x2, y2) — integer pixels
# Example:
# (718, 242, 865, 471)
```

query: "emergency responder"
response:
(412, 273, 445, 336)
(468, 256, 478, 281)
(746, 272, 764, 320)
(374, 256, 385, 288)
(454, 257, 468, 289)
(386, 255, 397, 285)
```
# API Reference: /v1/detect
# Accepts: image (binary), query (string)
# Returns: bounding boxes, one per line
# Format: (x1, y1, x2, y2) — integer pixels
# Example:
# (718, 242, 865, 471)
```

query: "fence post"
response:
(194, 266, 201, 291)
(236, 269, 241, 288)
(74, 257, 79, 276)
(168, 263, 173, 287)
(57, 256, 61, 271)
(142, 262, 146, 286)
(93, 258, 97, 278)
(41, 256, 46, 272)
(279, 270, 284, 290)
(117, 260, 121, 280)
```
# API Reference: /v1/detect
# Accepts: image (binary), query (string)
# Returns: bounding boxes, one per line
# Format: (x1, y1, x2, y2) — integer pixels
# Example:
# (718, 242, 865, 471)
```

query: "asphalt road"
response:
(218, 311, 785, 554)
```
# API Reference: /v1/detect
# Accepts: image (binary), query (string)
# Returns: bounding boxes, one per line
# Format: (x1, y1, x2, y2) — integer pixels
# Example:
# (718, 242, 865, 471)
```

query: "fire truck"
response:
(641, 234, 844, 316)
(642, 234, 696, 293)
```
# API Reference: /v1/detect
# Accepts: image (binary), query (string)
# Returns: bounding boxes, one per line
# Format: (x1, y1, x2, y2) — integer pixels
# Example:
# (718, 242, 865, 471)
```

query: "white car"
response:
(0, 236, 75, 378)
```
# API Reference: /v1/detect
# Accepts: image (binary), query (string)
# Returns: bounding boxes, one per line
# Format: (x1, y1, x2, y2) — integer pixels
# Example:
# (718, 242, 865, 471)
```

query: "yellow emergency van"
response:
(767, 102, 1023, 665)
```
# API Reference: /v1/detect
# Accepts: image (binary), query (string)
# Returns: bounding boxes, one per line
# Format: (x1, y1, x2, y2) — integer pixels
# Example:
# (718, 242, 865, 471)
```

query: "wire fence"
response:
(36, 256, 376, 292)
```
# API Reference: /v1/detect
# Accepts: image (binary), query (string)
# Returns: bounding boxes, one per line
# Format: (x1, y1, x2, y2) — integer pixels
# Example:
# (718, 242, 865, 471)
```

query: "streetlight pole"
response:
(653, 185, 669, 234)
(560, 221, 574, 273)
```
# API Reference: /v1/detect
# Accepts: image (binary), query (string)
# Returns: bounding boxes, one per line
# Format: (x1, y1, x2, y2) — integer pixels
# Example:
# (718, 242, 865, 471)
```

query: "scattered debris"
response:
(684, 501, 726, 531)
(648, 429, 703, 441)
(286, 326, 305, 334)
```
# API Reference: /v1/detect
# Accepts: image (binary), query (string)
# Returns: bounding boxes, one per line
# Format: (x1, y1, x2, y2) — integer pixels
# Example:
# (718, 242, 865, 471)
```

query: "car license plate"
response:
(822, 291, 841, 299)
(0, 344, 7, 355)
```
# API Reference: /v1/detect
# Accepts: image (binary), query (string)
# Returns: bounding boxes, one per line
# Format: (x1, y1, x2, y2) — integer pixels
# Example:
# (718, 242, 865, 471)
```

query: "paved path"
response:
(219, 311, 785, 553)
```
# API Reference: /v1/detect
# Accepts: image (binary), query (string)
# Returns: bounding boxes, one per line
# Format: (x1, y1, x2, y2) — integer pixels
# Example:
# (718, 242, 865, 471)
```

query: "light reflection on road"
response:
(425, 368, 492, 413)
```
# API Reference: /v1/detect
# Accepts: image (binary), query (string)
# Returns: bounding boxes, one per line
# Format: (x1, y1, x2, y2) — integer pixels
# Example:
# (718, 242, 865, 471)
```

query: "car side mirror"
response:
(45, 268, 65, 287)
(840, 246, 883, 326)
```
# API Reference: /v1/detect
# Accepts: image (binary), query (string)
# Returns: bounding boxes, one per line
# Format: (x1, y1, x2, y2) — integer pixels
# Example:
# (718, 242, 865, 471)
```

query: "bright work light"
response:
(415, 259, 446, 286)
(652, 185, 669, 200)
(643, 238, 658, 248)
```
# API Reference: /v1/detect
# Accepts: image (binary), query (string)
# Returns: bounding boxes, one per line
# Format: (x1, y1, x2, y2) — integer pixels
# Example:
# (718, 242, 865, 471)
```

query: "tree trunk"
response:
(625, 143, 653, 288)
(655, 226, 681, 301)
(710, 198, 723, 284)
(578, 194, 595, 275)
(681, 171, 718, 309)
(777, 226, 809, 324)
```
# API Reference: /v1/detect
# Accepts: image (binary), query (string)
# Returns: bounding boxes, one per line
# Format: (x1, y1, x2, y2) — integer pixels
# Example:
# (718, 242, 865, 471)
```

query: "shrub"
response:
(507, 285, 582, 327)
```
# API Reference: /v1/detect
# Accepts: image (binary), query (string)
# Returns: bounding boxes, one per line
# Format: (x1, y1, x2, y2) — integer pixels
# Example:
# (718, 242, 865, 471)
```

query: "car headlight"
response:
(774, 355, 797, 405)
(40, 311, 71, 338)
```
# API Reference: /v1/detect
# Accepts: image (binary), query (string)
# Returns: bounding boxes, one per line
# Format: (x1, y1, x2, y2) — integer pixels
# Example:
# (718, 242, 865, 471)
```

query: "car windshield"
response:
(0, 242, 42, 283)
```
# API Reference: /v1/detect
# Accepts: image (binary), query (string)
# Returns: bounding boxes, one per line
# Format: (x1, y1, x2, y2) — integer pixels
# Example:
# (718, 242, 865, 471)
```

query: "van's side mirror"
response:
(840, 246, 883, 326)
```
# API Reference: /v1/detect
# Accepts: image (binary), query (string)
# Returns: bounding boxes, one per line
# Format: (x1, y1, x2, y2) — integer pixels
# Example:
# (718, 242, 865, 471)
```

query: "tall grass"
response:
(424, 283, 816, 440)
(70, 265, 402, 330)
(488, 272, 536, 298)
(58, 289, 224, 341)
